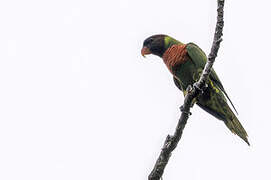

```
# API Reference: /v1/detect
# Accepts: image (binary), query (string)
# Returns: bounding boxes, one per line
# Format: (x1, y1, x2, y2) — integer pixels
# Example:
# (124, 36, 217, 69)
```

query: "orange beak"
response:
(141, 46, 151, 58)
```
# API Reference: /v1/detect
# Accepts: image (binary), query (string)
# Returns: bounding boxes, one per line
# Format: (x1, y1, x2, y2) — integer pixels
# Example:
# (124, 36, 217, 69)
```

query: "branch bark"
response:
(148, 1, 225, 180)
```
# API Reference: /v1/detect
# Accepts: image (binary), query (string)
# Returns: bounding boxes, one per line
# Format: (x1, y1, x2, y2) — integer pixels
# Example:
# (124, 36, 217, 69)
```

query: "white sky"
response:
(0, 0, 270, 179)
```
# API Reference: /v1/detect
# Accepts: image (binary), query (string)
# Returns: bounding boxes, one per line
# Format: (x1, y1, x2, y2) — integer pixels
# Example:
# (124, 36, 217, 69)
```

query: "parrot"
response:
(141, 34, 249, 145)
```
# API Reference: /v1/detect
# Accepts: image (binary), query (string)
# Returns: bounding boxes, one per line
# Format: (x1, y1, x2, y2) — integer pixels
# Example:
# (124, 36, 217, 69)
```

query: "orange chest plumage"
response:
(162, 44, 188, 74)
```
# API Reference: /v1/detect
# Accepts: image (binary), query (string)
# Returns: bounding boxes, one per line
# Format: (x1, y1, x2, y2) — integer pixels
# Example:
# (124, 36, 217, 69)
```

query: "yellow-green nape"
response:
(164, 36, 183, 48)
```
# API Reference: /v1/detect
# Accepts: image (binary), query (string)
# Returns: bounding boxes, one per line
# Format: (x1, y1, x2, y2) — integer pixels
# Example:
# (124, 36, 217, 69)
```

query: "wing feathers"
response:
(186, 43, 238, 115)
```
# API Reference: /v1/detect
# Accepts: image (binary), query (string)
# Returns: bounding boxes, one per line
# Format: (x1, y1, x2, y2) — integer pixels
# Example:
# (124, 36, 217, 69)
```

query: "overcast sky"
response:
(0, 0, 270, 180)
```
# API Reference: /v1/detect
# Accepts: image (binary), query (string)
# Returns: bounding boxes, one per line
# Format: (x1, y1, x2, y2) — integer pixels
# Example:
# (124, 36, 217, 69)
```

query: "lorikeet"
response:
(141, 34, 249, 145)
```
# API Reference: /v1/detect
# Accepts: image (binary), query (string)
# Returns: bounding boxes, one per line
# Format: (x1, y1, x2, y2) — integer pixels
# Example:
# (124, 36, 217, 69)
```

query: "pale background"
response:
(0, 0, 270, 180)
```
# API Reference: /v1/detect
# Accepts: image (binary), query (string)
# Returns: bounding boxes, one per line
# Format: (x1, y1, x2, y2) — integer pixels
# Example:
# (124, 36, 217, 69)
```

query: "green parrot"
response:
(141, 34, 249, 145)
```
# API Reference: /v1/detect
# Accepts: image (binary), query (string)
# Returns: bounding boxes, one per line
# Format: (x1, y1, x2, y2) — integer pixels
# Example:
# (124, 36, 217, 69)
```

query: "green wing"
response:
(186, 43, 238, 114)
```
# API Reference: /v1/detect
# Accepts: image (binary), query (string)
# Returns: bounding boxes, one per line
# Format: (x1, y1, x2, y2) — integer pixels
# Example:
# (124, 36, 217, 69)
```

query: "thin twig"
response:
(148, 1, 225, 180)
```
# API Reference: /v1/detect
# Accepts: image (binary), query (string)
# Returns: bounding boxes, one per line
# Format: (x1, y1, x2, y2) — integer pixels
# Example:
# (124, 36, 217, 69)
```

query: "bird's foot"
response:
(186, 85, 193, 93)
(179, 105, 192, 115)
(193, 82, 208, 94)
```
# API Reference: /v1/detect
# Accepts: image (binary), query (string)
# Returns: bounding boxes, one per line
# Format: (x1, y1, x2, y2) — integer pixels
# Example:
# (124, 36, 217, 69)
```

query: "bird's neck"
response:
(162, 44, 188, 73)
(164, 36, 184, 50)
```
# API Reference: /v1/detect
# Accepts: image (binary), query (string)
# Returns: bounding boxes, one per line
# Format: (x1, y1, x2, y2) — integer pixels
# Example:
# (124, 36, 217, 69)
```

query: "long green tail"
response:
(224, 116, 250, 146)
(196, 86, 250, 145)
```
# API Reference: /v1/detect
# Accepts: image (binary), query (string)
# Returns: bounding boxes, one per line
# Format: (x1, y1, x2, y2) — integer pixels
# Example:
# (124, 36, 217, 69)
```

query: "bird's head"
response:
(141, 34, 181, 58)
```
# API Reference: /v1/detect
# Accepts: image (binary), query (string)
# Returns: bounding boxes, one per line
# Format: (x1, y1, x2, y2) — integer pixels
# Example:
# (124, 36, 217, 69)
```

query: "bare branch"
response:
(148, 1, 225, 180)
